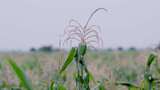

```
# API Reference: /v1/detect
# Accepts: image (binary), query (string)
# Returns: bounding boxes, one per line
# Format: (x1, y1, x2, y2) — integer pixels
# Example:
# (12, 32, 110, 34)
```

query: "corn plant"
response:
(116, 53, 160, 90)
(60, 8, 107, 90)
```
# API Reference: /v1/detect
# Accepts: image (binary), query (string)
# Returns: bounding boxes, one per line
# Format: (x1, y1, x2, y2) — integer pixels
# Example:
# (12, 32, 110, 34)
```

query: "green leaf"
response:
(87, 71, 96, 84)
(79, 43, 87, 56)
(49, 80, 54, 90)
(57, 84, 67, 90)
(140, 79, 157, 90)
(98, 83, 106, 90)
(7, 57, 33, 90)
(60, 47, 77, 74)
(116, 82, 139, 90)
(147, 53, 157, 68)
(97, 81, 106, 90)
(51, 82, 67, 90)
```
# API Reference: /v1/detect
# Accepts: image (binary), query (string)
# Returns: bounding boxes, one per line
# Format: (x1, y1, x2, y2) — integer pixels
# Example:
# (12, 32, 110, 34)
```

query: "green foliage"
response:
(116, 53, 159, 90)
(59, 43, 92, 90)
(147, 53, 157, 68)
(116, 82, 139, 90)
(113, 66, 138, 82)
(143, 53, 158, 90)
(49, 80, 54, 90)
(1, 51, 160, 90)
(74, 44, 91, 90)
(97, 80, 106, 90)
(60, 47, 77, 74)
(21, 56, 40, 70)
(48, 80, 67, 90)
(79, 43, 87, 56)
(7, 57, 33, 90)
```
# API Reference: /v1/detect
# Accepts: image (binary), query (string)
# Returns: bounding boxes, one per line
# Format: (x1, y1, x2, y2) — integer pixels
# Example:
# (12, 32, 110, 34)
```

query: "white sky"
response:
(0, 0, 160, 50)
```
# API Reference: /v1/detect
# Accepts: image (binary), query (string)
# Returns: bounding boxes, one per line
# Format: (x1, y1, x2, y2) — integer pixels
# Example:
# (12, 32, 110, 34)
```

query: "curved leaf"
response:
(60, 47, 77, 74)
(116, 82, 140, 90)
(147, 53, 157, 68)
(7, 58, 33, 90)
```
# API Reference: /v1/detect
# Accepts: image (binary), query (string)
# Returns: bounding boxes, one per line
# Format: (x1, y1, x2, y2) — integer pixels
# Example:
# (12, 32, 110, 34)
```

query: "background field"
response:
(0, 49, 158, 90)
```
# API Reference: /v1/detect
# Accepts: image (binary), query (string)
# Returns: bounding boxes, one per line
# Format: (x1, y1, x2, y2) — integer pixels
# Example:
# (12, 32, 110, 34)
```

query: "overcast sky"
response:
(0, 0, 160, 50)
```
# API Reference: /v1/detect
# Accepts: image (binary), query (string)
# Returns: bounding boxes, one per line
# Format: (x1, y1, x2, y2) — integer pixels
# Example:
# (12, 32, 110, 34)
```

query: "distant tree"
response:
(107, 48, 113, 52)
(30, 45, 61, 52)
(38, 45, 53, 52)
(117, 46, 124, 51)
(30, 47, 36, 52)
(156, 43, 160, 50)
(128, 46, 136, 51)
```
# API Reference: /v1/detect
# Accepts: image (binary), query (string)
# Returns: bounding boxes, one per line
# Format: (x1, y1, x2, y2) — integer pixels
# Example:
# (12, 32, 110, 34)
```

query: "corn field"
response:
(0, 8, 160, 90)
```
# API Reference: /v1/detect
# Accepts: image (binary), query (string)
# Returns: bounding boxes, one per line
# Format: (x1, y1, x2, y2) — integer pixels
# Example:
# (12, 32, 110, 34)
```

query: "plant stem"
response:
(75, 44, 90, 90)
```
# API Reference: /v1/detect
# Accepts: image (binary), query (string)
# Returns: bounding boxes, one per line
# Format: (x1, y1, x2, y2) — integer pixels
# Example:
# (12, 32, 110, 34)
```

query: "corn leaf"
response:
(147, 53, 157, 68)
(60, 47, 77, 74)
(7, 58, 33, 90)
(116, 82, 139, 90)
(49, 80, 54, 90)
